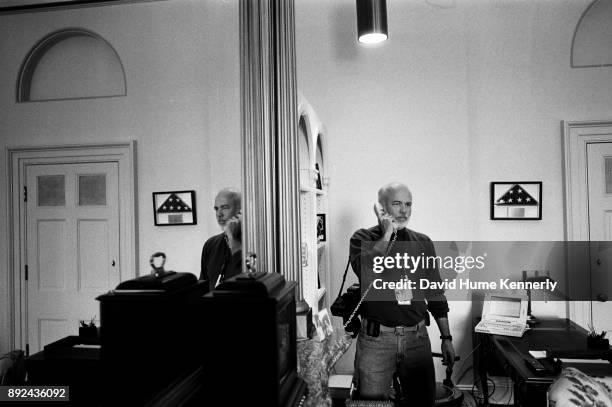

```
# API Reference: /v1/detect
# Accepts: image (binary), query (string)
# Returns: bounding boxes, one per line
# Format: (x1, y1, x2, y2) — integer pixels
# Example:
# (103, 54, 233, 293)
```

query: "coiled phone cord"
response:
(343, 230, 398, 330)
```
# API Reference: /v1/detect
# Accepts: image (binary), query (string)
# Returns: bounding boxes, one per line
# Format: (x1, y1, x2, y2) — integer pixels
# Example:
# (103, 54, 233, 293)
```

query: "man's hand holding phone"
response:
(374, 203, 396, 238)
(223, 211, 242, 253)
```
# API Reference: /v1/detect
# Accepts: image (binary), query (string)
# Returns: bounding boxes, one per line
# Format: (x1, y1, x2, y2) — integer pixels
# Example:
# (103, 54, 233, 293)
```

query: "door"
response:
(26, 162, 120, 352)
(588, 142, 612, 332)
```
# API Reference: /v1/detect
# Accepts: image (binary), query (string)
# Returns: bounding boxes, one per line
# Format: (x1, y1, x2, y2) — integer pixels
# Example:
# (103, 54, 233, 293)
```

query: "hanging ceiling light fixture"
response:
(356, 0, 388, 44)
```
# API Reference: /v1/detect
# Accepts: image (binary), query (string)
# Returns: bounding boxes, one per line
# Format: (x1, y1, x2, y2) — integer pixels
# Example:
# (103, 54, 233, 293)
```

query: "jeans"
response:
(354, 319, 436, 407)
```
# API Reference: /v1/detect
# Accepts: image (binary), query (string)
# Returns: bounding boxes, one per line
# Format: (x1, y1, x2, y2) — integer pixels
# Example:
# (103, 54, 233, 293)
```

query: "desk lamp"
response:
(522, 270, 567, 326)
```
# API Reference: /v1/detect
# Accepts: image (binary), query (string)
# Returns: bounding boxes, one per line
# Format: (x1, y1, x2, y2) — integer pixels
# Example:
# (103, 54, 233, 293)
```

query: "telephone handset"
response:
(374, 204, 407, 305)
(374, 202, 385, 219)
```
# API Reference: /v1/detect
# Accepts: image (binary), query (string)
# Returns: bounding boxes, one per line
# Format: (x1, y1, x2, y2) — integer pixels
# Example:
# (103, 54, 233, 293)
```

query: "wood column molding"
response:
(240, 0, 303, 300)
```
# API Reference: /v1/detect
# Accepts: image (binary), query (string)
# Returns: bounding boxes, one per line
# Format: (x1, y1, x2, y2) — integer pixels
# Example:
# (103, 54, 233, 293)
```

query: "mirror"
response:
(0, 0, 242, 351)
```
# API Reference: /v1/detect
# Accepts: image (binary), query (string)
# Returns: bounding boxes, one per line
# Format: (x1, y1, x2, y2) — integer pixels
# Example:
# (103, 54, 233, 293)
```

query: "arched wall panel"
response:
(571, 0, 612, 68)
(18, 28, 126, 102)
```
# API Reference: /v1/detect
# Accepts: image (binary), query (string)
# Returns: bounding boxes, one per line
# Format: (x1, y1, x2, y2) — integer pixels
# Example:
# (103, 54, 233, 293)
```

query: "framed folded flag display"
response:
(490, 182, 542, 220)
(153, 190, 197, 226)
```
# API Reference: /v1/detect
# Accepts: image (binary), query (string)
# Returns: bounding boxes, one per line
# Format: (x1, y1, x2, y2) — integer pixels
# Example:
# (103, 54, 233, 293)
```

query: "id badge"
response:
(395, 287, 412, 305)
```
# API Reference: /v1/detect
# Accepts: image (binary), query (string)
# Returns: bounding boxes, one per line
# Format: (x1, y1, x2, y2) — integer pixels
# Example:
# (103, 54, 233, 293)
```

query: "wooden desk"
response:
(27, 338, 101, 407)
(476, 318, 612, 407)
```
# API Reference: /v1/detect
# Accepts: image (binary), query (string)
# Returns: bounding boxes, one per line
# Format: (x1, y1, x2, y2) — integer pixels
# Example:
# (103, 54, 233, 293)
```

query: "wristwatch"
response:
(440, 335, 453, 341)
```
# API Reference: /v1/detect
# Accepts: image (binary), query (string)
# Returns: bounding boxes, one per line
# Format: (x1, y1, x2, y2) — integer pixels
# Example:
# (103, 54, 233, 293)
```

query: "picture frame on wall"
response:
(316, 214, 326, 242)
(313, 308, 334, 341)
(153, 190, 197, 226)
(490, 182, 542, 220)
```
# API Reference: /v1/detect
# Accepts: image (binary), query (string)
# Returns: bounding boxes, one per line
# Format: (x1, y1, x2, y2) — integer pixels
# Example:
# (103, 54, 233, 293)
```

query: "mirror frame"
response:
(239, 0, 306, 305)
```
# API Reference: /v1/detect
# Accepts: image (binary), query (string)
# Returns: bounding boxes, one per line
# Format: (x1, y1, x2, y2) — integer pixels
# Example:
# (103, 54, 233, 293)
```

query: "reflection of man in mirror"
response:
(349, 182, 455, 406)
(199, 188, 242, 290)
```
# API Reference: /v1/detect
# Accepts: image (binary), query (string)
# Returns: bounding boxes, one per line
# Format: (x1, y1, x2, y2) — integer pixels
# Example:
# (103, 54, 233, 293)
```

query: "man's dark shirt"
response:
(199, 232, 242, 290)
(349, 225, 449, 327)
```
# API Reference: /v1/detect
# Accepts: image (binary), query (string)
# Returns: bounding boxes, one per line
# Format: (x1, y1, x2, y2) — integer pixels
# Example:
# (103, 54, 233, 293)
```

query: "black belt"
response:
(363, 318, 425, 334)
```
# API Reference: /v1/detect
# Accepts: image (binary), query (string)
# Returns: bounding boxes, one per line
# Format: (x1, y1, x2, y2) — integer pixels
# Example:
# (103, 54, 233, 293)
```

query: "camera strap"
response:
(341, 230, 398, 330)
(335, 258, 352, 300)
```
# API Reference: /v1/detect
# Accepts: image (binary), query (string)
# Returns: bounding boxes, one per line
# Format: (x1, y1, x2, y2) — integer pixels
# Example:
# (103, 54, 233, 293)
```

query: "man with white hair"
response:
(349, 182, 455, 406)
(199, 188, 242, 290)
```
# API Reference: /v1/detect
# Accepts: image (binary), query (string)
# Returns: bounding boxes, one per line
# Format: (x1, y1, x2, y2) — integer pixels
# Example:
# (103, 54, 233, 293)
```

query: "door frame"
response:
(563, 120, 612, 327)
(6, 142, 138, 351)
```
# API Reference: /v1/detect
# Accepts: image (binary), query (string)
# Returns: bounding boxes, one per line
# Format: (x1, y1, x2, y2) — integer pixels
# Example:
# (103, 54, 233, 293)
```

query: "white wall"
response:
(0, 0, 240, 354)
(296, 0, 612, 381)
